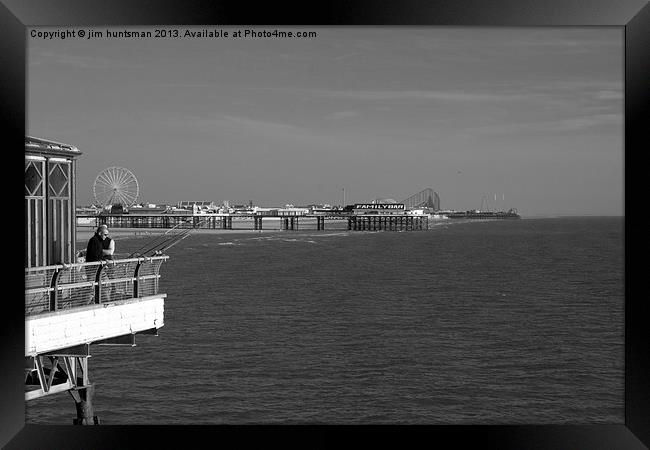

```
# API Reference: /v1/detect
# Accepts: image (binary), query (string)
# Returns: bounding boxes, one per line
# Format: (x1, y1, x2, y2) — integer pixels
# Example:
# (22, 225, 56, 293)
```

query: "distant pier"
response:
(78, 213, 429, 231)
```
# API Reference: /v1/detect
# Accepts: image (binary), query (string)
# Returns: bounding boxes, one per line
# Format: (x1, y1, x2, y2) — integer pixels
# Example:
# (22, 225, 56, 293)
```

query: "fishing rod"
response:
(142, 225, 195, 255)
(155, 229, 194, 253)
(127, 219, 192, 258)
(152, 217, 212, 254)
(128, 217, 210, 257)
(128, 218, 195, 257)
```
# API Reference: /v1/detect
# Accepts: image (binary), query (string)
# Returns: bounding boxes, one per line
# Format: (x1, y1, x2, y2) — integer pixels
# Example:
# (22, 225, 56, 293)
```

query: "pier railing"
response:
(25, 256, 168, 316)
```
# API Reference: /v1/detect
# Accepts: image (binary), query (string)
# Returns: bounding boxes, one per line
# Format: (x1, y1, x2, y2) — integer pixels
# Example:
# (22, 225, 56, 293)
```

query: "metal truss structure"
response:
(25, 344, 98, 424)
(402, 188, 440, 210)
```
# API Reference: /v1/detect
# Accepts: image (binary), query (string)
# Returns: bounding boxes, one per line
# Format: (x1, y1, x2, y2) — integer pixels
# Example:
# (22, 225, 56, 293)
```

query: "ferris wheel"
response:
(93, 166, 140, 207)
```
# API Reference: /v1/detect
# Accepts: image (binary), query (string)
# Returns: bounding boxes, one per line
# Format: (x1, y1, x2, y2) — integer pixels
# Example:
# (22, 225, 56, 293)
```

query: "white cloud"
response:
(471, 114, 622, 135)
(315, 89, 528, 102)
(324, 110, 361, 119)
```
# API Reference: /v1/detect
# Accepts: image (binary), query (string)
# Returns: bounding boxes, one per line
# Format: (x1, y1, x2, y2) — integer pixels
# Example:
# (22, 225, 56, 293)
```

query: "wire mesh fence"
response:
(25, 256, 168, 316)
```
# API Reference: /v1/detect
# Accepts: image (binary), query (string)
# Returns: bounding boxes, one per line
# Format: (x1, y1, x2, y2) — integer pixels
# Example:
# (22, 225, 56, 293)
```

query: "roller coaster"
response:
(402, 188, 440, 210)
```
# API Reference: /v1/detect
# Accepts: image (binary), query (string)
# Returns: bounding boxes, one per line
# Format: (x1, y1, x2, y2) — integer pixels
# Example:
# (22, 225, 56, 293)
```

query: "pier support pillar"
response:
(70, 385, 99, 425)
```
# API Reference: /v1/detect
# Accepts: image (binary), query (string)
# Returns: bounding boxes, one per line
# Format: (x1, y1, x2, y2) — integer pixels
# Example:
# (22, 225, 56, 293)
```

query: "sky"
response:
(27, 27, 623, 216)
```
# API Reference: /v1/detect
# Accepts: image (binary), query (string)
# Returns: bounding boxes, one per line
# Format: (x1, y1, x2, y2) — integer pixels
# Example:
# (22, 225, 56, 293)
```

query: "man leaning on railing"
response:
(84, 225, 115, 303)
(85, 225, 107, 263)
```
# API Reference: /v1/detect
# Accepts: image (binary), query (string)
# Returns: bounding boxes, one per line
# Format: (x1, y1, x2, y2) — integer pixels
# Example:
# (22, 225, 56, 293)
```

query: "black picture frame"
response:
(2, 1, 647, 448)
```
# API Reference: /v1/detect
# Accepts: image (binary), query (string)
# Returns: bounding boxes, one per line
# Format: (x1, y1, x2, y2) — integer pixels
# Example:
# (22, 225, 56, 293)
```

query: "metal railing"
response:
(25, 256, 168, 316)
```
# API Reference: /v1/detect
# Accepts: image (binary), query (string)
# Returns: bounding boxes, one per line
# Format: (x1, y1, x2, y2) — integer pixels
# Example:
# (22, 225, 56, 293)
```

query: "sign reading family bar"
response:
(352, 204, 406, 215)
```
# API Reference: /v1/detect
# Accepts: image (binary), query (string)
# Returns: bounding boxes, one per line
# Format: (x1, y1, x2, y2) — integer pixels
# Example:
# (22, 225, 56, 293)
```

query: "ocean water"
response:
(26, 217, 625, 424)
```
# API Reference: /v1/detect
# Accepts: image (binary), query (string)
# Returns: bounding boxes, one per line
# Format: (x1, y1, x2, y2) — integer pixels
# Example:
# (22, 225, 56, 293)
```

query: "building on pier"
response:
(277, 206, 310, 216)
(351, 203, 406, 215)
(25, 136, 81, 268)
(253, 207, 280, 216)
(177, 201, 218, 213)
(128, 204, 169, 214)
(25, 136, 169, 424)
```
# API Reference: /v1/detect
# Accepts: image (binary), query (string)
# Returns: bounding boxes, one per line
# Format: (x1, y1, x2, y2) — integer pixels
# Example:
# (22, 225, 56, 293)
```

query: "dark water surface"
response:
(27, 217, 624, 424)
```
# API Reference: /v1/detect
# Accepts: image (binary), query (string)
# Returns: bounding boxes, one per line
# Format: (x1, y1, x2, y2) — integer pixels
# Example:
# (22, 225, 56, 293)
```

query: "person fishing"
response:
(85, 224, 115, 302)
(84, 224, 116, 261)
(85, 225, 108, 263)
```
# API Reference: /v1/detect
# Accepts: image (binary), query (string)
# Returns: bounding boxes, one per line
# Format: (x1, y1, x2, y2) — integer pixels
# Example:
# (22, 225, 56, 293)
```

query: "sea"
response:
(26, 217, 624, 424)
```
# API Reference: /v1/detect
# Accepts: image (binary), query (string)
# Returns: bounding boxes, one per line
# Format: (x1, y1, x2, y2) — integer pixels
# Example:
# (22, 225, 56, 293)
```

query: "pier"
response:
(78, 213, 429, 231)
(347, 214, 426, 231)
(25, 136, 170, 424)
(25, 256, 168, 412)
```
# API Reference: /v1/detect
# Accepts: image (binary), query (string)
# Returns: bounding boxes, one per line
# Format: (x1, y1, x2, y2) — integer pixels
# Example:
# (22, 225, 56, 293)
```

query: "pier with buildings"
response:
(25, 136, 169, 424)
(77, 189, 446, 232)
(76, 185, 518, 233)
(77, 209, 430, 232)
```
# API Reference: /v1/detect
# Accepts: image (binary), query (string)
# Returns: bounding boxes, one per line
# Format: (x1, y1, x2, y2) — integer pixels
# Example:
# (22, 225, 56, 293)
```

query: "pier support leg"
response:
(70, 385, 99, 425)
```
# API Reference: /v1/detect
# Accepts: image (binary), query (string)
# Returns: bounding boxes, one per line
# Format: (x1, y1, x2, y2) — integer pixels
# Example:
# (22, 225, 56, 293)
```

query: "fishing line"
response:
(144, 226, 195, 255)
(129, 217, 210, 257)
(127, 218, 195, 257)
